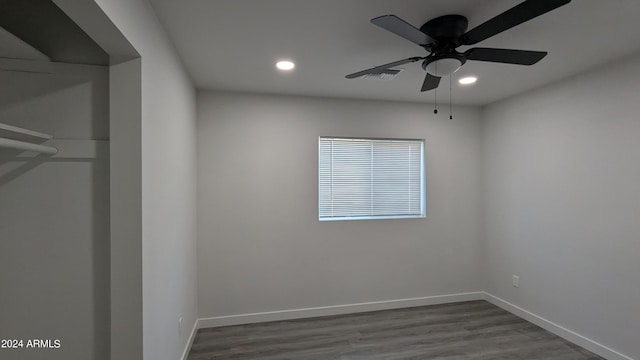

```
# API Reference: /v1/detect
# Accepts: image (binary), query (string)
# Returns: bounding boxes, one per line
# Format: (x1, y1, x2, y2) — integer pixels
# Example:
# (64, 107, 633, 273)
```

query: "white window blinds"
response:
(319, 137, 425, 221)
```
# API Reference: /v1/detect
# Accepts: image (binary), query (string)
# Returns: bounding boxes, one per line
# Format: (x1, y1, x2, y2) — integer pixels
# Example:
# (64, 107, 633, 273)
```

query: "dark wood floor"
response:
(187, 300, 603, 360)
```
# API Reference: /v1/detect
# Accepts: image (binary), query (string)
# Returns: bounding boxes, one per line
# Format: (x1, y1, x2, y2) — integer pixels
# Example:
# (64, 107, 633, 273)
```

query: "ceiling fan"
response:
(346, 0, 571, 92)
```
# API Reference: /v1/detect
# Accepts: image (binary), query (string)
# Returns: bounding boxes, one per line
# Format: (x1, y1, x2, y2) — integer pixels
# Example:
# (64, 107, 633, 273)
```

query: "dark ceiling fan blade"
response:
(461, 0, 571, 45)
(465, 48, 547, 65)
(371, 15, 435, 46)
(345, 57, 424, 79)
(420, 73, 441, 92)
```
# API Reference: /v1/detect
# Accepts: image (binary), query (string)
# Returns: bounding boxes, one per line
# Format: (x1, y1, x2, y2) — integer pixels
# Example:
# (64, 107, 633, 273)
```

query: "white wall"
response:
(197, 91, 484, 318)
(482, 54, 640, 359)
(93, 1, 198, 359)
(0, 64, 109, 360)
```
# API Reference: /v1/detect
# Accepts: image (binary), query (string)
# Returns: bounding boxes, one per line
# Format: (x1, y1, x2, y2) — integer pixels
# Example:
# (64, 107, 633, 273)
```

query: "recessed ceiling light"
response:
(459, 76, 477, 85)
(276, 60, 295, 71)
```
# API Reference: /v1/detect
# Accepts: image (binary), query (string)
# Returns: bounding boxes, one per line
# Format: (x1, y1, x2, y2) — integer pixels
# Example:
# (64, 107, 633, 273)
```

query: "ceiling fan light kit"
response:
(346, 0, 572, 94)
(424, 57, 464, 76)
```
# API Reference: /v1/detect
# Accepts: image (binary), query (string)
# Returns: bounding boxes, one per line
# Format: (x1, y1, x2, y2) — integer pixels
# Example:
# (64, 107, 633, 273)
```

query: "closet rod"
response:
(0, 123, 53, 139)
(0, 138, 58, 154)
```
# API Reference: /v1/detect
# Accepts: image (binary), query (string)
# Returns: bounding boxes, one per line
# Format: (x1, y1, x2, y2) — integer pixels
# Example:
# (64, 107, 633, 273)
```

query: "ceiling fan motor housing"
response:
(420, 14, 469, 40)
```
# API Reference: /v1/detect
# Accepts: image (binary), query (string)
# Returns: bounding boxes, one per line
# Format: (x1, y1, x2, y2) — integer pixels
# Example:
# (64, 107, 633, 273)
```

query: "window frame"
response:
(318, 136, 426, 222)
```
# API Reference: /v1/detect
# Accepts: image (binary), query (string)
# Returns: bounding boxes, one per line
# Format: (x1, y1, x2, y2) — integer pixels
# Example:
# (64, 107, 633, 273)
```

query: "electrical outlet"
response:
(512, 275, 520, 288)
(178, 317, 183, 337)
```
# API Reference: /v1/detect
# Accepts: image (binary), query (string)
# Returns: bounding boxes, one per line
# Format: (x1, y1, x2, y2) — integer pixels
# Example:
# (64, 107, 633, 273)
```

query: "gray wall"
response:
(196, 91, 484, 318)
(108, 58, 143, 360)
(0, 64, 109, 359)
(95, 1, 198, 359)
(482, 54, 640, 359)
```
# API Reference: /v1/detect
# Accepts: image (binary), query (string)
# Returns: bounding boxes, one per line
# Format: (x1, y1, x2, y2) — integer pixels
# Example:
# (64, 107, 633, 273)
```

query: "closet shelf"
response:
(0, 137, 58, 155)
(0, 122, 53, 139)
(1, 139, 108, 159)
(0, 122, 57, 154)
(0, 123, 108, 158)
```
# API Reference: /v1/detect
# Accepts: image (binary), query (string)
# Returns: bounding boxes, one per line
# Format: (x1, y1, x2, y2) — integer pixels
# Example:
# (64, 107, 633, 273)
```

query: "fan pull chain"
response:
(433, 62, 438, 114)
(434, 88, 438, 114)
(449, 76, 453, 120)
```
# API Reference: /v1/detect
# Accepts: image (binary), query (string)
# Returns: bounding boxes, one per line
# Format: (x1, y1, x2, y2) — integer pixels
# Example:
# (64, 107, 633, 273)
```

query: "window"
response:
(319, 137, 425, 221)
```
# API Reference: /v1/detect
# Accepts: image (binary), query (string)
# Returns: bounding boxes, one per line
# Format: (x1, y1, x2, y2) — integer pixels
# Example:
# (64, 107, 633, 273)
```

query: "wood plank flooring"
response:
(187, 300, 603, 360)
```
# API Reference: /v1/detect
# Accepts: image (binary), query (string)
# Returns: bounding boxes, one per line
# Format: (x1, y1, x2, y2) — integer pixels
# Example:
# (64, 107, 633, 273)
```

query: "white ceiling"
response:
(149, 0, 640, 105)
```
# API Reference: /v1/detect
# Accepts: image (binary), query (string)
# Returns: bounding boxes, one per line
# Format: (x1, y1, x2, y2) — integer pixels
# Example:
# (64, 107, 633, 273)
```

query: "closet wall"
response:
(0, 62, 110, 359)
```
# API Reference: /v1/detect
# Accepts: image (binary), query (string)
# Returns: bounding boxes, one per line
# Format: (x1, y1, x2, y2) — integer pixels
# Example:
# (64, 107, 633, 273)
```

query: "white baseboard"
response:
(198, 291, 484, 329)
(483, 292, 634, 360)
(180, 319, 199, 360)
